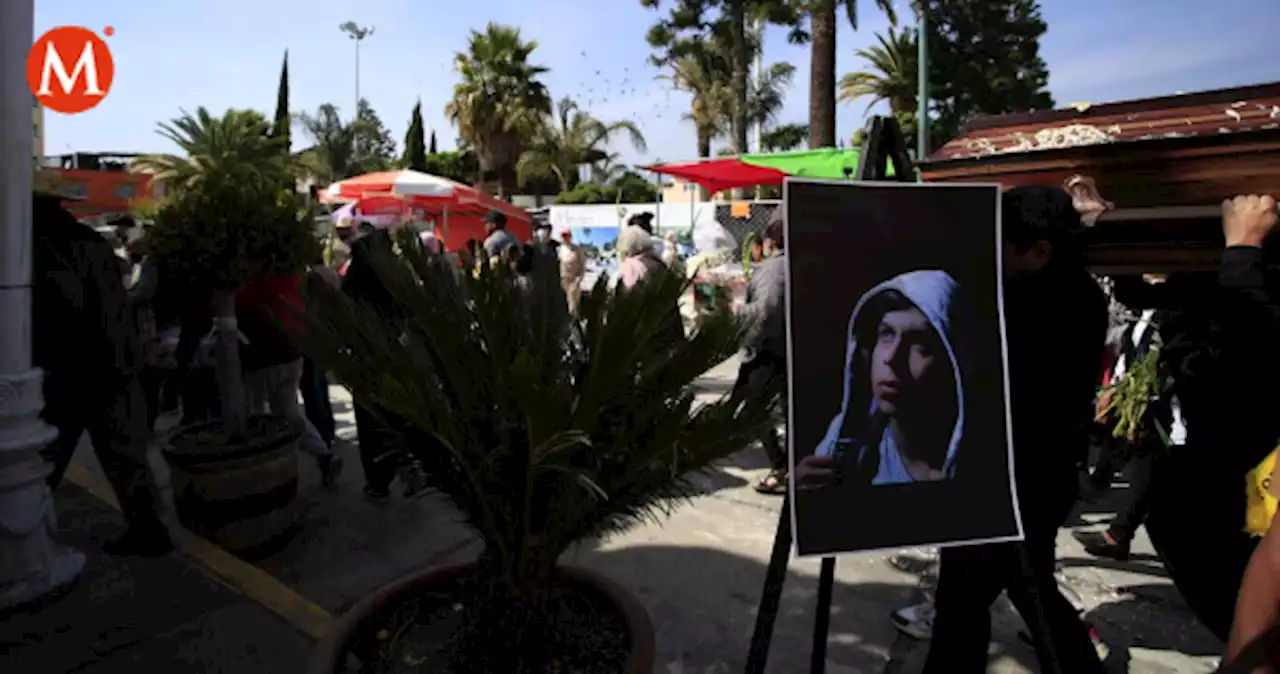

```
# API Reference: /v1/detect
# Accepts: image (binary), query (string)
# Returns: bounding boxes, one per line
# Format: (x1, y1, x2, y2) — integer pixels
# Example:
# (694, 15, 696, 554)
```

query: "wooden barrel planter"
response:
(162, 414, 302, 554)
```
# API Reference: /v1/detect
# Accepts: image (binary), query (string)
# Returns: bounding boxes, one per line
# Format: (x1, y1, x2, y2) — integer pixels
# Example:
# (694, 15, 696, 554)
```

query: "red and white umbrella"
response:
(323, 170, 459, 202)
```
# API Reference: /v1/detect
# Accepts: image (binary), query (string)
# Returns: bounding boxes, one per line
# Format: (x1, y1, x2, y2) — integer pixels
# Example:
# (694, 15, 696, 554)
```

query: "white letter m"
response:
(38, 41, 104, 97)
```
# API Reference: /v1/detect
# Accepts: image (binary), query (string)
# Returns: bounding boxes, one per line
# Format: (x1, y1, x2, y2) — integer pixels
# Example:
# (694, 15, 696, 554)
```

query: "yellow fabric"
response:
(1244, 447, 1280, 536)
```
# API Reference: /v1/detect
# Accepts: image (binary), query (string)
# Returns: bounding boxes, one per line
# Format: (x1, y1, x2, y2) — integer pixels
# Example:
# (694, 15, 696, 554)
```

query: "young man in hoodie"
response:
(920, 186, 1109, 674)
(732, 212, 789, 493)
(795, 269, 967, 489)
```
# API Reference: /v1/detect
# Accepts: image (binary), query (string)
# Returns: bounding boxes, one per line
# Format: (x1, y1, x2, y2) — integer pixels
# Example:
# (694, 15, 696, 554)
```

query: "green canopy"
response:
(742, 148, 896, 179)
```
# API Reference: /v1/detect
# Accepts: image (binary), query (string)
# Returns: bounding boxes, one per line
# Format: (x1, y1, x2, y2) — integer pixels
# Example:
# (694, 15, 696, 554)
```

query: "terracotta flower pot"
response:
(306, 562, 655, 674)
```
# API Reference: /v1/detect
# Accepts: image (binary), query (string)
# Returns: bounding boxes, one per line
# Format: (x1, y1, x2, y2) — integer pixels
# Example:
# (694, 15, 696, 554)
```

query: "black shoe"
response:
(103, 528, 174, 557)
(318, 454, 344, 487)
(1072, 529, 1130, 561)
(363, 485, 391, 500)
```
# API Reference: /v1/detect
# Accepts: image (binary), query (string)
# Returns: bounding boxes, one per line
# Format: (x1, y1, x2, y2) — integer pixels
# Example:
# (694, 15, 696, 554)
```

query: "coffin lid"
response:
(923, 82, 1280, 165)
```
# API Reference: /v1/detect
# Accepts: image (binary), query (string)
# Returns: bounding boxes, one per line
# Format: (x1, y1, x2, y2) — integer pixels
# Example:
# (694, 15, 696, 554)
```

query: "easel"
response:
(744, 116, 918, 674)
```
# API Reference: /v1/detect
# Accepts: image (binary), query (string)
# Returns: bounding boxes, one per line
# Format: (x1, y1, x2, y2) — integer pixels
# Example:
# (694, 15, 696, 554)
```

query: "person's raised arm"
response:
(1219, 195, 1280, 336)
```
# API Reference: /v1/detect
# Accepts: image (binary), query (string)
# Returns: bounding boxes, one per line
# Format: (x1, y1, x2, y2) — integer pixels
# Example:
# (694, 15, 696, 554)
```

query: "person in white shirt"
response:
(558, 230, 585, 314)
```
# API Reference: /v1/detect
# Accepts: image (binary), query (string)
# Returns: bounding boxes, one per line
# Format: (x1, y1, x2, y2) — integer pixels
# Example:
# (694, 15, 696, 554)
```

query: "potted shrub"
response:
(301, 237, 777, 673)
(137, 108, 319, 553)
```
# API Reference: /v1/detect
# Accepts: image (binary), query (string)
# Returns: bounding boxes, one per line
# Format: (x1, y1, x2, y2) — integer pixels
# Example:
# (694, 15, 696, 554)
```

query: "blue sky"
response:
(35, 0, 1280, 168)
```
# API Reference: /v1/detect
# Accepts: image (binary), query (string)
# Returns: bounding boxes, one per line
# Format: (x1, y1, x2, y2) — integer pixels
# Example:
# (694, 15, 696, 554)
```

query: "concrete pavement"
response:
(24, 355, 1225, 673)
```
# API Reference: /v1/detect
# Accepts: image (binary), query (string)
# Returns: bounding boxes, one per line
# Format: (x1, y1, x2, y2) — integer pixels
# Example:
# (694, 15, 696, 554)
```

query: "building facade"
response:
(42, 153, 152, 222)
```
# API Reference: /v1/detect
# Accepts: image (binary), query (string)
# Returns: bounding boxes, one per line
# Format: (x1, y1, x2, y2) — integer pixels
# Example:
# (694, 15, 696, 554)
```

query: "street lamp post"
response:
(339, 22, 374, 119)
(0, 0, 85, 610)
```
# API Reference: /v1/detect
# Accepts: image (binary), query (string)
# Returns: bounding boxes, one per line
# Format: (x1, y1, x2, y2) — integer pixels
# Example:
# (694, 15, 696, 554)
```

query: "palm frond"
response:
(302, 234, 778, 593)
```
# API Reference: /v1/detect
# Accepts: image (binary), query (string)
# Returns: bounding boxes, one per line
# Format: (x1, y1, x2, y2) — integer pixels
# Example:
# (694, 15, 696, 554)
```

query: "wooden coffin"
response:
(919, 82, 1280, 273)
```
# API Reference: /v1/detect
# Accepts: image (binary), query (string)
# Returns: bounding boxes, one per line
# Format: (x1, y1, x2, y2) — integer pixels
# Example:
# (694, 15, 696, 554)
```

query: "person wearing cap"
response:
(483, 210, 518, 259)
(558, 230, 586, 314)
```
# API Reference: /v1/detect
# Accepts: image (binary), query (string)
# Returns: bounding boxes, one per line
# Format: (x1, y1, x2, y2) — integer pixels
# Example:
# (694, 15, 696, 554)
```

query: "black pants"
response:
(353, 401, 406, 491)
(300, 357, 335, 447)
(925, 495, 1105, 674)
(42, 375, 166, 537)
(730, 353, 787, 472)
(1108, 451, 1155, 544)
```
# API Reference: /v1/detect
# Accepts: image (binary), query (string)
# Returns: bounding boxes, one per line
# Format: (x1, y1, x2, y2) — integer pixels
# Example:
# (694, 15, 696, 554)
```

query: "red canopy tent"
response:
(639, 158, 786, 194)
(323, 170, 532, 250)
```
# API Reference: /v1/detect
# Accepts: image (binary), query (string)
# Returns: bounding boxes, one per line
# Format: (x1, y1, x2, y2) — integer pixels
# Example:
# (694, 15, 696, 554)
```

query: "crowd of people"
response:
(733, 186, 1280, 671)
(32, 180, 1280, 669)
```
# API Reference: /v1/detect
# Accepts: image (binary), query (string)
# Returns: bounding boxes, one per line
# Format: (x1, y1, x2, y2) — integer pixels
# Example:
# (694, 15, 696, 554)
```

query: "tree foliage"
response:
(554, 170, 659, 204)
(518, 97, 647, 193)
(297, 103, 366, 183)
(761, 122, 809, 151)
(424, 150, 479, 184)
(135, 107, 290, 193)
(446, 23, 552, 199)
(270, 51, 290, 152)
(403, 100, 428, 172)
(354, 98, 397, 172)
(839, 24, 918, 145)
(642, 1, 800, 157)
(302, 239, 776, 668)
(917, 0, 1054, 147)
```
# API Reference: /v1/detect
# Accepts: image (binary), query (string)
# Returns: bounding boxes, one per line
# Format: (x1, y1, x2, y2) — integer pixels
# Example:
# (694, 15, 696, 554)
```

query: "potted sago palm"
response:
(137, 108, 319, 553)
(301, 234, 779, 673)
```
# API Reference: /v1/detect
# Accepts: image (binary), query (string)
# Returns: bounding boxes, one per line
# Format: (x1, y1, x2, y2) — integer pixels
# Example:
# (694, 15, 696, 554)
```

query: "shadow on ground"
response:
(567, 543, 952, 673)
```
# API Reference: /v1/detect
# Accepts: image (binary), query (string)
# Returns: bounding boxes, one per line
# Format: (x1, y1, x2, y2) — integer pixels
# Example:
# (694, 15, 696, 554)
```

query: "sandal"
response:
(754, 470, 788, 495)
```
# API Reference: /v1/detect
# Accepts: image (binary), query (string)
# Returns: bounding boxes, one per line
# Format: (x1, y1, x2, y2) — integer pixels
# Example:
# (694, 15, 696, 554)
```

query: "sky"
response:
(34, 0, 1280, 169)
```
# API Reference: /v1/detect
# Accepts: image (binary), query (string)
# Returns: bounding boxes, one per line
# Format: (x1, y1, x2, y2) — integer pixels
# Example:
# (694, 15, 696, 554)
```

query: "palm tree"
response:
(838, 25, 918, 141)
(761, 123, 810, 152)
(589, 153, 629, 184)
(838, 26, 917, 113)
(518, 98, 647, 193)
(296, 103, 364, 184)
(662, 53, 728, 159)
(446, 23, 552, 200)
(136, 108, 313, 434)
(806, 0, 897, 148)
(133, 107, 289, 191)
(746, 61, 797, 141)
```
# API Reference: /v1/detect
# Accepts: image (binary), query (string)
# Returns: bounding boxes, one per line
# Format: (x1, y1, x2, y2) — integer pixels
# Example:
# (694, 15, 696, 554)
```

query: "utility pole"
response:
(916, 6, 929, 160)
(339, 21, 374, 120)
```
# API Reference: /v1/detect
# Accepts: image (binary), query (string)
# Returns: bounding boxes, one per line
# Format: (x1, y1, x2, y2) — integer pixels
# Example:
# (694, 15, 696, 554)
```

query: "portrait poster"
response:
(785, 179, 1023, 557)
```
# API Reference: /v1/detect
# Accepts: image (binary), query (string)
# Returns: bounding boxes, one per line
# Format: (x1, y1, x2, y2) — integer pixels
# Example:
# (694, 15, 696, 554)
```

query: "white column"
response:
(0, 0, 85, 609)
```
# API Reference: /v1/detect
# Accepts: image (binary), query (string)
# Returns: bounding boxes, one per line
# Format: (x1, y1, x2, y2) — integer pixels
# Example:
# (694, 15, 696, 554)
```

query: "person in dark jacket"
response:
(342, 229, 426, 499)
(1146, 194, 1280, 642)
(300, 258, 340, 448)
(33, 194, 171, 556)
(923, 186, 1108, 674)
(731, 210, 789, 494)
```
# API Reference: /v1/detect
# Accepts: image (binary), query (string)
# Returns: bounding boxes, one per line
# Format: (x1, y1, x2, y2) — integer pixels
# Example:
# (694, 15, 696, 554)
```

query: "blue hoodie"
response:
(813, 270, 971, 486)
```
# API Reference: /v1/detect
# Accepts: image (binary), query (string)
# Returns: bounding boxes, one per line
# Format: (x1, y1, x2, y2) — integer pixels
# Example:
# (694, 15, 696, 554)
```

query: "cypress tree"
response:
(271, 51, 290, 152)
(403, 100, 428, 171)
(428, 130, 438, 155)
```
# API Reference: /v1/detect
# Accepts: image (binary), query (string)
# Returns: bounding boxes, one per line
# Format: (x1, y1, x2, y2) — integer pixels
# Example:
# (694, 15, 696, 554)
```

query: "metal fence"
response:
(713, 200, 780, 262)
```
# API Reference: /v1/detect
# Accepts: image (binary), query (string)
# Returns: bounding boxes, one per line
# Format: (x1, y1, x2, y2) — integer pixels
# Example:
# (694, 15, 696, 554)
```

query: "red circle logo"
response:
(27, 26, 115, 114)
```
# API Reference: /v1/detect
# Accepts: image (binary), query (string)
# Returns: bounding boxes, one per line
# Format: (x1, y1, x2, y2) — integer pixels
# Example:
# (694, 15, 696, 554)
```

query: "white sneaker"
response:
(891, 598, 936, 639)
